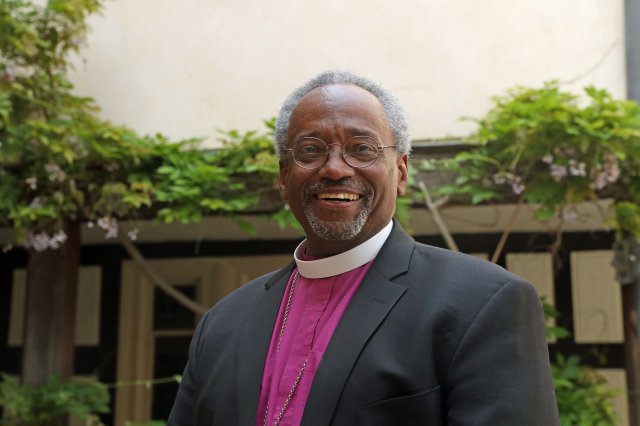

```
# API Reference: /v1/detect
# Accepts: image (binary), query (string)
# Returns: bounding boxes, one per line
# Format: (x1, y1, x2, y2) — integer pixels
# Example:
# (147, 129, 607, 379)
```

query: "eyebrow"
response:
(294, 127, 379, 141)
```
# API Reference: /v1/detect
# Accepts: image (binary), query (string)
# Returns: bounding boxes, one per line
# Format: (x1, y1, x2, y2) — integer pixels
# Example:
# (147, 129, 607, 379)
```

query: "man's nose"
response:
(318, 144, 355, 180)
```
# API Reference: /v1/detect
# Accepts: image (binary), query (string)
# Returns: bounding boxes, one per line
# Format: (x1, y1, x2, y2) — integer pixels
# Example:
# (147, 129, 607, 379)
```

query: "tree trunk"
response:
(613, 235, 640, 424)
(21, 220, 80, 386)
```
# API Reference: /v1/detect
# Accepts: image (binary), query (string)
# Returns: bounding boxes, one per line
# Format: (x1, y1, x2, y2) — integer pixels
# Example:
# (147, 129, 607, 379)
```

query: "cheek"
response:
(281, 171, 310, 204)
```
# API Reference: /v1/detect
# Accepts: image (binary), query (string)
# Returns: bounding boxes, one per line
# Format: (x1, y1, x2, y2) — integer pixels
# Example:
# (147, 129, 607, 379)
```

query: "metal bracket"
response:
(612, 236, 640, 285)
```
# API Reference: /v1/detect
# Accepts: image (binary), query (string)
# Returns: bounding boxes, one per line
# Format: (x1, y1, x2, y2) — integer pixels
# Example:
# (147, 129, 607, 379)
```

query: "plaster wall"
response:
(68, 0, 626, 146)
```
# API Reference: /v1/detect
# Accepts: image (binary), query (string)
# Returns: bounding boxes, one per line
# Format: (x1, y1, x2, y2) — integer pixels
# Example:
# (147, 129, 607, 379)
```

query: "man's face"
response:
(279, 84, 408, 257)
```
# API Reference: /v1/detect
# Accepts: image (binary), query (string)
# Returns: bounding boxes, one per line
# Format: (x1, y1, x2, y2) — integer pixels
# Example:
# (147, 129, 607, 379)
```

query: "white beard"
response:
(303, 203, 371, 240)
(302, 178, 374, 240)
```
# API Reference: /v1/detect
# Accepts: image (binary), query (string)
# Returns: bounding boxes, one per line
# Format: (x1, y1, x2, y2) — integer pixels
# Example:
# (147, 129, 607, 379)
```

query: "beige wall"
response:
(68, 0, 626, 146)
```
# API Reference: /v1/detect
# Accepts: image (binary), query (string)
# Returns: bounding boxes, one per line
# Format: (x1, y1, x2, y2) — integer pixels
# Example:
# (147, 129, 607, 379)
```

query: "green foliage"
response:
(436, 82, 640, 236)
(214, 118, 280, 176)
(542, 301, 619, 425)
(0, 373, 109, 426)
(553, 355, 619, 426)
(0, 0, 419, 249)
(0, 1, 297, 247)
(542, 300, 570, 341)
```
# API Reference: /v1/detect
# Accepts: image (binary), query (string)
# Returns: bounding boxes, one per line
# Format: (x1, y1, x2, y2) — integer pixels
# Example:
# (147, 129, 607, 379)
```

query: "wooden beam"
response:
(622, 284, 640, 425)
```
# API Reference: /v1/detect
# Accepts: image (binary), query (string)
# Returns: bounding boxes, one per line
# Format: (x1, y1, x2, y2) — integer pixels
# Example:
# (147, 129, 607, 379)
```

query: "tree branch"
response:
(490, 196, 524, 263)
(418, 180, 459, 252)
(120, 236, 208, 315)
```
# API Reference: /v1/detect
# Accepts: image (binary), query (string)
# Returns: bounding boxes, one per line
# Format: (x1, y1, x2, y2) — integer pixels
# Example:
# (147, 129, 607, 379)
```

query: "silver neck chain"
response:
(263, 271, 309, 426)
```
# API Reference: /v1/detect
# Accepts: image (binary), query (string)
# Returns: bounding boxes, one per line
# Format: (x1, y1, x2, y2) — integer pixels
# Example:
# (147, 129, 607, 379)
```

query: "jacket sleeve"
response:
(444, 279, 559, 425)
(167, 310, 210, 426)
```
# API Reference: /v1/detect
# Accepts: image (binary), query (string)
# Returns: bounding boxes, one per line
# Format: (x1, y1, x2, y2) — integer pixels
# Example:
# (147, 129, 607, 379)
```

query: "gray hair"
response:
(274, 70, 411, 158)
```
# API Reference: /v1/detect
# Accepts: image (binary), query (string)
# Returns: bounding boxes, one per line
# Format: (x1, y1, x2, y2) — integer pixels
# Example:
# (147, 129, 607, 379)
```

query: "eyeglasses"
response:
(286, 136, 397, 170)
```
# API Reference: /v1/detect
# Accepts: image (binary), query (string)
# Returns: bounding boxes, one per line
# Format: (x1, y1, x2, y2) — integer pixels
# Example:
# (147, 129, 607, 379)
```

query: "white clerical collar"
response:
(294, 221, 393, 279)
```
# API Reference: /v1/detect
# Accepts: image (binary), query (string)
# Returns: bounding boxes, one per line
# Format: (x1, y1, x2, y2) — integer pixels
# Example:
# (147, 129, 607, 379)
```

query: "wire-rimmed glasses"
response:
(286, 135, 396, 170)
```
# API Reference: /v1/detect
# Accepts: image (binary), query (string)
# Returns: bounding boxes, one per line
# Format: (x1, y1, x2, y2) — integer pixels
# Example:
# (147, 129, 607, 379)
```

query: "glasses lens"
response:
(292, 137, 327, 168)
(344, 136, 379, 167)
(291, 136, 383, 169)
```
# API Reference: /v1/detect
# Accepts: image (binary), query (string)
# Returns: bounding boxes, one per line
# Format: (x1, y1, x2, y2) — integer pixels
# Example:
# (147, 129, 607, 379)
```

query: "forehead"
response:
(287, 84, 390, 140)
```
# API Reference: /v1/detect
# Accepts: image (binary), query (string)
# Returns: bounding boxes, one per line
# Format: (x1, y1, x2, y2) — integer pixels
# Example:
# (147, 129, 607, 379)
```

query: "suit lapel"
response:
(301, 223, 415, 426)
(236, 263, 294, 426)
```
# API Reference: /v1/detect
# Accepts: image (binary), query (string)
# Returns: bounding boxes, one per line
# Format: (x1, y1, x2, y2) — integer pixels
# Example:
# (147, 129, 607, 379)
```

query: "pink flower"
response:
(550, 164, 567, 181)
(568, 160, 586, 177)
(97, 217, 119, 239)
(25, 176, 37, 190)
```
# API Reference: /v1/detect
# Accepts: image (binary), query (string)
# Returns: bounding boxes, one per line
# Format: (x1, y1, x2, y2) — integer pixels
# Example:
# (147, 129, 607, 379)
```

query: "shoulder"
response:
(381, 222, 534, 300)
(412, 242, 523, 286)
(400, 241, 539, 316)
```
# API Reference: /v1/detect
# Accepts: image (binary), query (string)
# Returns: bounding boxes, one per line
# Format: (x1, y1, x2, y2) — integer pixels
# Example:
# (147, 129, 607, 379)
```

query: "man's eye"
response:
(348, 142, 377, 157)
(294, 140, 326, 158)
(300, 145, 321, 154)
(355, 143, 376, 152)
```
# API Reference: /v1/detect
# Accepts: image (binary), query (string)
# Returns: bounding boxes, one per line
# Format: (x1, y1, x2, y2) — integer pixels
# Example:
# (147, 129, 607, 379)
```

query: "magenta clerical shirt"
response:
(256, 222, 393, 426)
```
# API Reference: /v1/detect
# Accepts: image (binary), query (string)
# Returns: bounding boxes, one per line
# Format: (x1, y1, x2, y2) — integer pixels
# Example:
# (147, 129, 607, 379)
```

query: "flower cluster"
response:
(591, 155, 620, 190)
(96, 216, 119, 239)
(492, 173, 525, 195)
(127, 228, 139, 241)
(23, 230, 68, 252)
(44, 163, 66, 182)
(87, 218, 139, 241)
(542, 153, 620, 190)
(25, 176, 37, 190)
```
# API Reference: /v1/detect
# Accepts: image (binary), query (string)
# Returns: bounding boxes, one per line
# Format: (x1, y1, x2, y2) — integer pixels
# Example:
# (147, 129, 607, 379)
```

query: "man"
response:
(168, 71, 559, 425)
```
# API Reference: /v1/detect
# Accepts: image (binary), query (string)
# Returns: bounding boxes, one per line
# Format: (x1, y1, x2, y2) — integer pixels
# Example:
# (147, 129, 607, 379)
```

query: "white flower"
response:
(591, 173, 608, 190)
(97, 217, 119, 239)
(568, 160, 587, 177)
(25, 233, 51, 252)
(49, 230, 67, 248)
(511, 182, 525, 195)
(542, 154, 553, 164)
(550, 164, 567, 181)
(492, 173, 509, 185)
(127, 228, 139, 241)
(44, 163, 66, 182)
(25, 176, 37, 190)
(591, 156, 621, 190)
(22, 230, 68, 251)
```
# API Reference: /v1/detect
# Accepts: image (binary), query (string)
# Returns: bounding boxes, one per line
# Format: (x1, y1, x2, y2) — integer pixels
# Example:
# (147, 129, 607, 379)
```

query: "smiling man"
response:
(168, 71, 559, 426)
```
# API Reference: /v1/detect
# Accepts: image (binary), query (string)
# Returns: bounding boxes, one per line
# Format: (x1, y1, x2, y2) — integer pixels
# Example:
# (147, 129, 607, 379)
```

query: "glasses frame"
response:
(285, 135, 397, 170)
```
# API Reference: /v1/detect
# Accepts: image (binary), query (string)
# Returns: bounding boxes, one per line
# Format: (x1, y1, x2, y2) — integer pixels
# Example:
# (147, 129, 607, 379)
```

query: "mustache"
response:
(305, 178, 373, 196)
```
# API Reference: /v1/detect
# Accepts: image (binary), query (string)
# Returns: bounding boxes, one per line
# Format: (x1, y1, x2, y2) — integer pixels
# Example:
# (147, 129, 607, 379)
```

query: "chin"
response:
(304, 207, 369, 241)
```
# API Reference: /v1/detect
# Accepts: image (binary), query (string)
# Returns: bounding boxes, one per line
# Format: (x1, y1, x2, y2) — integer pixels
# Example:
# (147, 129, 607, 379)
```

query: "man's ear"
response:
(278, 159, 289, 201)
(396, 154, 409, 196)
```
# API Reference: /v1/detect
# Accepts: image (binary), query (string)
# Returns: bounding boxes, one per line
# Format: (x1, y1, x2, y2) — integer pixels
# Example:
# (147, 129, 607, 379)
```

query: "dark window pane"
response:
(152, 335, 192, 421)
(153, 285, 196, 330)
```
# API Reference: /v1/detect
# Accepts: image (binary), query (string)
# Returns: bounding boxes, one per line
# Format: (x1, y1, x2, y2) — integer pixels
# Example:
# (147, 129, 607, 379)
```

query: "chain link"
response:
(264, 271, 308, 426)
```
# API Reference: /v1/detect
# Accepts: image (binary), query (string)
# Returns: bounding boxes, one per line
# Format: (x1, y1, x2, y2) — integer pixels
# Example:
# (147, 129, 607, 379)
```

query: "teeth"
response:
(318, 193, 360, 201)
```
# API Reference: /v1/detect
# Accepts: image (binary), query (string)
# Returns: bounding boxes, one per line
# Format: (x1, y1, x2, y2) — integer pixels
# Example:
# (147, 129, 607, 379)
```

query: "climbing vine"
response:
(435, 82, 640, 238)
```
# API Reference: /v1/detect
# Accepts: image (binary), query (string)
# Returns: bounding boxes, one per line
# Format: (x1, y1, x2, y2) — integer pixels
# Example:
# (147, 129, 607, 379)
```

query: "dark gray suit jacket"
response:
(168, 222, 559, 425)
